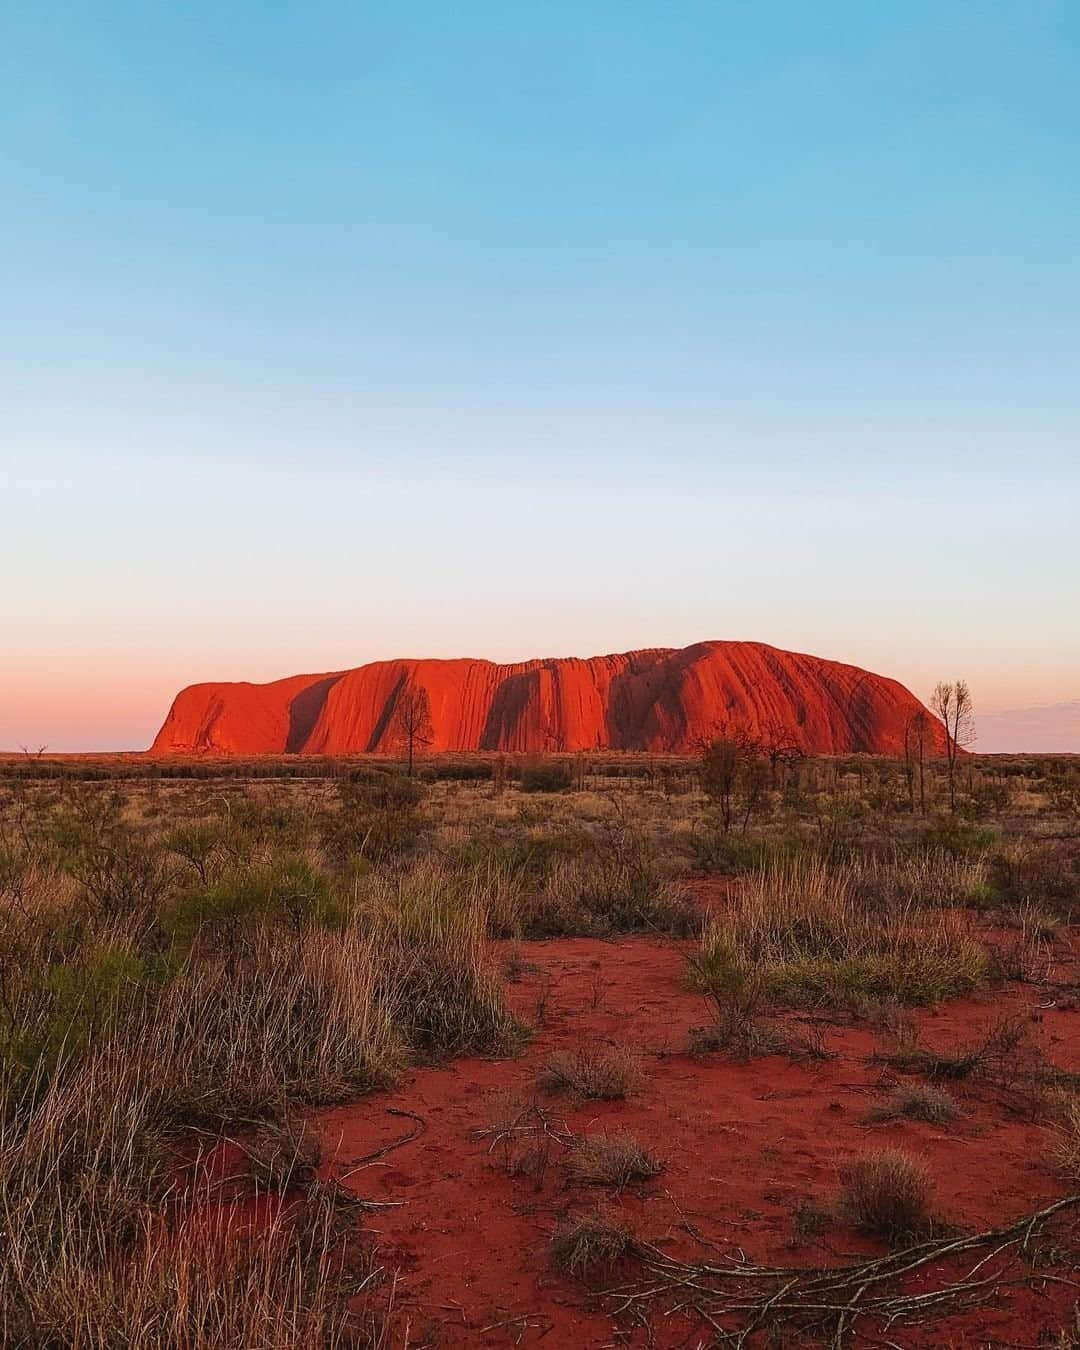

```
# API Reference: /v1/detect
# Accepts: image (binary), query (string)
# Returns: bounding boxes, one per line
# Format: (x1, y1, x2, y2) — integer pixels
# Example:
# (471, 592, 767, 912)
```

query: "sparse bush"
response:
(164, 855, 347, 946)
(686, 962, 781, 1061)
(46, 792, 169, 916)
(523, 836, 696, 938)
(323, 771, 427, 863)
(838, 1149, 934, 1241)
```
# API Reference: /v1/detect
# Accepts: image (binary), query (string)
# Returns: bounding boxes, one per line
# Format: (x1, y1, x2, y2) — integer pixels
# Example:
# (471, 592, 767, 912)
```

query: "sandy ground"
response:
(297, 903, 1080, 1348)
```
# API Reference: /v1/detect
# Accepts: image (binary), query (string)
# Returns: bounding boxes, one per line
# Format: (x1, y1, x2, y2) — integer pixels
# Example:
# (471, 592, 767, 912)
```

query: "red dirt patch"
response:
(305, 927, 1080, 1347)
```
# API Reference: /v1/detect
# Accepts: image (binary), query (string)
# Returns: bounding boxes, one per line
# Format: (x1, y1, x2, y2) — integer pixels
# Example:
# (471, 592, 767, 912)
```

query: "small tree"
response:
(758, 722, 805, 789)
(699, 724, 764, 833)
(903, 710, 930, 814)
(930, 681, 976, 813)
(394, 685, 433, 777)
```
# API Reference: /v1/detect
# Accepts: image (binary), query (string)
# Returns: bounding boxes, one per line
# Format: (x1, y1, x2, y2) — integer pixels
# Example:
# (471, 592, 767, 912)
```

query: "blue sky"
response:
(2, 1, 1078, 750)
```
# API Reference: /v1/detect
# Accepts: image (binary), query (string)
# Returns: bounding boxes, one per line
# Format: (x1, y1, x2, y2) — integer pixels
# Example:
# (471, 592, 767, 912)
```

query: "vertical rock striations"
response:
(150, 641, 946, 756)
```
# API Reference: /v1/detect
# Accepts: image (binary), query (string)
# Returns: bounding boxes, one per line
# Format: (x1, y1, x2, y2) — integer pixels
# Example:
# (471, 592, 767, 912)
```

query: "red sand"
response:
(299, 910, 1080, 1347)
(151, 640, 947, 757)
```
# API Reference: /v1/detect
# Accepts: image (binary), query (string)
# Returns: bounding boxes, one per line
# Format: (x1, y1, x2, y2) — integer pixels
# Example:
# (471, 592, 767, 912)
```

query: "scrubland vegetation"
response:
(1, 746, 1079, 1345)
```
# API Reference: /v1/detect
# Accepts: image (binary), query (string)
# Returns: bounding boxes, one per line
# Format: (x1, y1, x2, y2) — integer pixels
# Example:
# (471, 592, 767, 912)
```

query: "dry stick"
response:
(601, 1194, 1080, 1346)
(337, 1108, 427, 1176)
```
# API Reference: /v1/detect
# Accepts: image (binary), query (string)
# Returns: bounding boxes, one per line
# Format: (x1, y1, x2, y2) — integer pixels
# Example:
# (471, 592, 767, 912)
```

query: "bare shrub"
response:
(245, 1112, 323, 1192)
(790, 1197, 833, 1245)
(1056, 1096, 1080, 1182)
(474, 1096, 571, 1184)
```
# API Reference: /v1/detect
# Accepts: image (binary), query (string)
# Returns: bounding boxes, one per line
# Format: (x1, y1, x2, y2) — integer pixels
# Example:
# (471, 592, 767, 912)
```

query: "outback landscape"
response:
(6, 4, 1078, 1347)
(3, 654, 1080, 1347)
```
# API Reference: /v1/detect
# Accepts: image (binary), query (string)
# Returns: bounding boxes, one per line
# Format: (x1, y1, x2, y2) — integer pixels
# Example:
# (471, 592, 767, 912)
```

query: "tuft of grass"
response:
(488, 828, 698, 939)
(245, 1112, 323, 1192)
(365, 862, 524, 1060)
(865, 1083, 960, 1125)
(1056, 1096, 1080, 1182)
(695, 857, 989, 1008)
(550, 1207, 634, 1279)
(838, 1148, 934, 1241)
(540, 1043, 642, 1100)
(564, 1131, 662, 1188)
(687, 973, 782, 1061)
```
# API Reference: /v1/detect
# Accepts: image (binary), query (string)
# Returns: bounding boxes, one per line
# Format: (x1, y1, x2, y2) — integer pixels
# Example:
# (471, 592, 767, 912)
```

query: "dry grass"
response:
(0, 763, 1071, 1343)
(3, 1195, 364, 1348)
(1056, 1096, 1080, 1182)
(687, 980, 783, 1061)
(245, 1113, 323, 1192)
(865, 1083, 961, 1125)
(540, 1042, 642, 1100)
(550, 1206, 634, 1279)
(564, 1131, 662, 1188)
(164, 926, 406, 1118)
(838, 1148, 935, 1241)
(696, 856, 989, 1008)
(363, 862, 523, 1059)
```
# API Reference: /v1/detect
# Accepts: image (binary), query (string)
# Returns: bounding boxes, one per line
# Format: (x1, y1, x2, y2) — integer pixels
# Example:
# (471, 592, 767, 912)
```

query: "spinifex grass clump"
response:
(695, 857, 988, 1007)
(564, 1131, 662, 1187)
(161, 925, 405, 1117)
(865, 1083, 961, 1124)
(838, 1149, 935, 1241)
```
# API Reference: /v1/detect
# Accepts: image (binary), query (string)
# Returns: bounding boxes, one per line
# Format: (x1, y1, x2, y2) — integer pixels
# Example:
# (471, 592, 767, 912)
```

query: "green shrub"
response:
(164, 856, 346, 946)
(520, 761, 574, 793)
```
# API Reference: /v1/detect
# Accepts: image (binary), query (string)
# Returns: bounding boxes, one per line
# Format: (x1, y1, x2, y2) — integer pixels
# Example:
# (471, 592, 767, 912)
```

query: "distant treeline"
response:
(0, 749, 1074, 786)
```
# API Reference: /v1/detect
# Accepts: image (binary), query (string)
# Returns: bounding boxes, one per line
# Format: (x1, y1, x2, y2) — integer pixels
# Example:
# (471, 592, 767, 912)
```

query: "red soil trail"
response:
(302, 916, 1080, 1348)
(151, 640, 948, 758)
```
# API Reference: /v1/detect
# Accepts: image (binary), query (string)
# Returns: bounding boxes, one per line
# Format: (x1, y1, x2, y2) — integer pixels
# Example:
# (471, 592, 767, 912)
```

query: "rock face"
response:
(150, 641, 946, 757)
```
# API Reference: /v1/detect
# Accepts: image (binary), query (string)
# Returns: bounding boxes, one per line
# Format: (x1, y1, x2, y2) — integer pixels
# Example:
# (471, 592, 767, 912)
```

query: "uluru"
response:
(150, 641, 946, 757)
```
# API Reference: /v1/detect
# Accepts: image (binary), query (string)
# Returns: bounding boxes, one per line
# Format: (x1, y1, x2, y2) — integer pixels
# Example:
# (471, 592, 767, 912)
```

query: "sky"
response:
(2, 1, 1078, 752)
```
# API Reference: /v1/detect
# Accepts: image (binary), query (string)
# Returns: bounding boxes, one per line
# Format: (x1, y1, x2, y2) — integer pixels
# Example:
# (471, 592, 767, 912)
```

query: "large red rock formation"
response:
(150, 641, 946, 757)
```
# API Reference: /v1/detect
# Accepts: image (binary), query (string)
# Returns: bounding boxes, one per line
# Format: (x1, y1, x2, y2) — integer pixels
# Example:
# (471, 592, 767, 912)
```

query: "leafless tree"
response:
(931, 680, 976, 813)
(394, 686, 433, 777)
